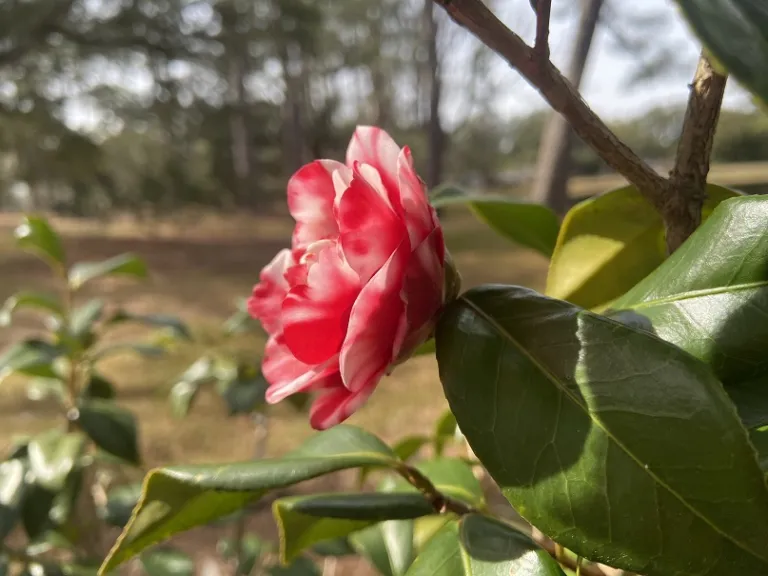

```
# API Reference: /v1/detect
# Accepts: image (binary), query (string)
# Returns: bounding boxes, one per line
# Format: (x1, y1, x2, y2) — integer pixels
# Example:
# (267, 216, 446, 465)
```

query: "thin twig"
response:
(533, 0, 552, 60)
(667, 51, 727, 252)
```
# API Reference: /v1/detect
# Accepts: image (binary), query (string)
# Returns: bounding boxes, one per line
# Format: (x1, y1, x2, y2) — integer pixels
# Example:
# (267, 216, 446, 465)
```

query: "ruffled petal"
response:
(247, 249, 294, 335)
(397, 146, 434, 248)
(282, 243, 361, 365)
(337, 172, 407, 283)
(288, 160, 346, 250)
(346, 126, 401, 207)
(309, 380, 377, 430)
(339, 242, 409, 392)
(262, 336, 339, 403)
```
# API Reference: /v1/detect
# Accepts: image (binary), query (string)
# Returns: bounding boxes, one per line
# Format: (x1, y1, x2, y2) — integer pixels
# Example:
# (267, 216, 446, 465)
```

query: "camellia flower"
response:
(248, 126, 453, 429)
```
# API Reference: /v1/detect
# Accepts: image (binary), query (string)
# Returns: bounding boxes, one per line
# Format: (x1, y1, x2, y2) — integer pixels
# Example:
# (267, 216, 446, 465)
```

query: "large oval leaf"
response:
(546, 184, 740, 310)
(675, 0, 768, 105)
(436, 285, 768, 575)
(610, 196, 768, 418)
(14, 216, 66, 267)
(430, 186, 560, 257)
(99, 426, 400, 574)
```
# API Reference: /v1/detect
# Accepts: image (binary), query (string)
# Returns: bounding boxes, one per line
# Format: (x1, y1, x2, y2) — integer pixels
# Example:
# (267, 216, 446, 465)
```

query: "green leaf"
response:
(267, 557, 320, 576)
(275, 493, 435, 563)
(26, 378, 66, 402)
(21, 483, 57, 539)
(91, 343, 165, 362)
(81, 374, 116, 400)
(101, 483, 142, 528)
(0, 292, 63, 327)
(68, 253, 147, 290)
(750, 427, 768, 474)
(169, 357, 216, 418)
(0, 340, 62, 380)
(69, 300, 104, 338)
(546, 184, 740, 310)
(312, 538, 356, 557)
(77, 400, 140, 465)
(0, 459, 27, 542)
(406, 516, 564, 576)
(99, 425, 400, 574)
(107, 310, 191, 341)
(350, 520, 414, 576)
(436, 285, 768, 575)
(609, 196, 768, 391)
(415, 459, 484, 509)
(27, 431, 86, 492)
(411, 339, 435, 357)
(14, 216, 66, 267)
(140, 549, 194, 576)
(675, 0, 768, 105)
(393, 437, 430, 463)
(223, 299, 260, 335)
(430, 186, 559, 257)
(219, 367, 269, 415)
(433, 411, 457, 456)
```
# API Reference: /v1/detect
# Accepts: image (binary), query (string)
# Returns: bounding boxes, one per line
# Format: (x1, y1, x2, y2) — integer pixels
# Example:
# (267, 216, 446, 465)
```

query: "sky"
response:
(485, 0, 752, 121)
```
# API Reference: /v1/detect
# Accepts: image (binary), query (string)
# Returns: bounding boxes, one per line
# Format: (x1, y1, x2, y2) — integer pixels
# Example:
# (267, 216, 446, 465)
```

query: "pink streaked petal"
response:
(282, 244, 361, 365)
(332, 165, 353, 215)
(340, 242, 409, 392)
(247, 249, 294, 334)
(262, 337, 339, 403)
(309, 380, 377, 430)
(338, 174, 407, 283)
(288, 160, 345, 249)
(397, 147, 434, 248)
(346, 126, 400, 202)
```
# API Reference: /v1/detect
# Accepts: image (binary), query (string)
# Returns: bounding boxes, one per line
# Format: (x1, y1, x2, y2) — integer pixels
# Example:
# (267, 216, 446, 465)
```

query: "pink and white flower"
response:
(248, 127, 449, 429)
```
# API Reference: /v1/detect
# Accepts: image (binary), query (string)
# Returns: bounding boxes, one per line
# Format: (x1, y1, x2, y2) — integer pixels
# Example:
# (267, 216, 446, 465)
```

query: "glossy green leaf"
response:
(0, 292, 63, 327)
(69, 300, 104, 338)
(350, 520, 414, 576)
(77, 399, 140, 465)
(81, 374, 116, 400)
(99, 425, 400, 574)
(169, 357, 216, 418)
(750, 427, 768, 474)
(430, 186, 559, 257)
(675, 0, 768, 105)
(101, 483, 142, 528)
(27, 431, 86, 492)
(436, 285, 768, 575)
(140, 549, 194, 576)
(546, 184, 740, 310)
(107, 310, 191, 340)
(610, 196, 768, 391)
(68, 253, 147, 290)
(406, 515, 565, 576)
(14, 216, 66, 267)
(275, 493, 434, 563)
(0, 339, 62, 380)
(415, 459, 483, 509)
(0, 459, 27, 542)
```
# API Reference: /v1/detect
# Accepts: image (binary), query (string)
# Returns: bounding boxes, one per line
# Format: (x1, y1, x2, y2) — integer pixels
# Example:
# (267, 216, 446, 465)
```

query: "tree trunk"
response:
(424, 0, 443, 189)
(531, 0, 604, 212)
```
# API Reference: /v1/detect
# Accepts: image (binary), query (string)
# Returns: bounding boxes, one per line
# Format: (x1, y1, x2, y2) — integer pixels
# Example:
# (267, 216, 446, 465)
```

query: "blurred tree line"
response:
(1, 0, 768, 216)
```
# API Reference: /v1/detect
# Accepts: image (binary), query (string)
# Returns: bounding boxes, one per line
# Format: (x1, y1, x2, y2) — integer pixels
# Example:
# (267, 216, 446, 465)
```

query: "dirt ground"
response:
(0, 207, 549, 575)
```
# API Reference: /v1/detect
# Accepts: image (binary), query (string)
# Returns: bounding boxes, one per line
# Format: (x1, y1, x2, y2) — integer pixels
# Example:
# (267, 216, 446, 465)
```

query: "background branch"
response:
(533, 0, 552, 59)
(667, 52, 728, 252)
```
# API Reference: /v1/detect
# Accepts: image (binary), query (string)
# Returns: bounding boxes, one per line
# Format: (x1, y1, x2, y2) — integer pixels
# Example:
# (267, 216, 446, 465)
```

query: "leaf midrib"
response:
(459, 294, 768, 565)
(619, 279, 768, 311)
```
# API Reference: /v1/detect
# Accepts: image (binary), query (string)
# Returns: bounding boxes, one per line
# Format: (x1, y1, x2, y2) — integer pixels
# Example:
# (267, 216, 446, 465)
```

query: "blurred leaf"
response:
(431, 186, 559, 257)
(21, 484, 57, 539)
(107, 310, 191, 341)
(68, 254, 147, 290)
(220, 367, 269, 415)
(217, 534, 264, 575)
(312, 538, 356, 557)
(267, 557, 321, 576)
(0, 292, 63, 327)
(546, 184, 740, 310)
(393, 437, 429, 463)
(433, 411, 457, 456)
(139, 548, 194, 576)
(61, 565, 99, 576)
(169, 357, 216, 418)
(48, 466, 82, 527)
(411, 340, 435, 357)
(69, 300, 105, 338)
(99, 426, 401, 573)
(91, 343, 165, 362)
(350, 520, 414, 576)
(224, 299, 259, 335)
(437, 285, 768, 575)
(675, 0, 768, 105)
(14, 216, 66, 267)
(285, 392, 311, 412)
(81, 373, 116, 400)
(101, 483, 142, 528)
(26, 378, 66, 402)
(27, 431, 86, 492)
(0, 556, 7, 576)
(77, 399, 140, 465)
(0, 339, 62, 380)
(0, 459, 27, 542)
(274, 493, 434, 562)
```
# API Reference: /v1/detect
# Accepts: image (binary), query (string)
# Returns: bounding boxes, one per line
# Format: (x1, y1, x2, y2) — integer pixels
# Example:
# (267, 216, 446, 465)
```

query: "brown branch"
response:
(666, 52, 727, 252)
(533, 0, 552, 60)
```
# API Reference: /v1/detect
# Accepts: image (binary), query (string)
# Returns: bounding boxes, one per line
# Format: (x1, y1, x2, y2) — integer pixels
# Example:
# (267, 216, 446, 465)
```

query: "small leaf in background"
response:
(99, 425, 401, 573)
(411, 339, 435, 357)
(267, 557, 321, 576)
(311, 537, 356, 557)
(433, 410, 457, 456)
(546, 184, 740, 310)
(69, 299, 105, 338)
(350, 520, 414, 576)
(21, 483, 57, 539)
(414, 459, 484, 509)
(169, 357, 217, 418)
(0, 292, 63, 327)
(27, 431, 86, 492)
(14, 216, 66, 267)
(77, 399, 140, 465)
(107, 310, 192, 341)
(26, 378, 66, 403)
(675, 0, 768, 105)
(100, 483, 142, 528)
(216, 533, 265, 575)
(274, 493, 435, 563)
(68, 253, 147, 290)
(81, 373, 116, 400)
(392, 436, 429, 463)
(140, 548, 194, 576)
(0, 459, 27, 542)
(0, 339, 62, 381)
(430, 186, 560, 257)
(223, 299, 260, 335)
(219, 365, 269, 415)
(90, 343, 165, 363)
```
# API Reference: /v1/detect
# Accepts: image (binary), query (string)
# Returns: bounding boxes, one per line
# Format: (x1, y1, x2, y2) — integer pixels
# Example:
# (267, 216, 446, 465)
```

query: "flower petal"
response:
(282, 243, 361, 365)
(340, 242, 410, 392)
(346, 126, 400, 204)
(247, 249, 294, 335)
(309, 381, 377, 430)
(397, 146, 434, 248)
(288, 160, 346, 249)
(337, 172, 407, 283)
(262, 336, 339, 403)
